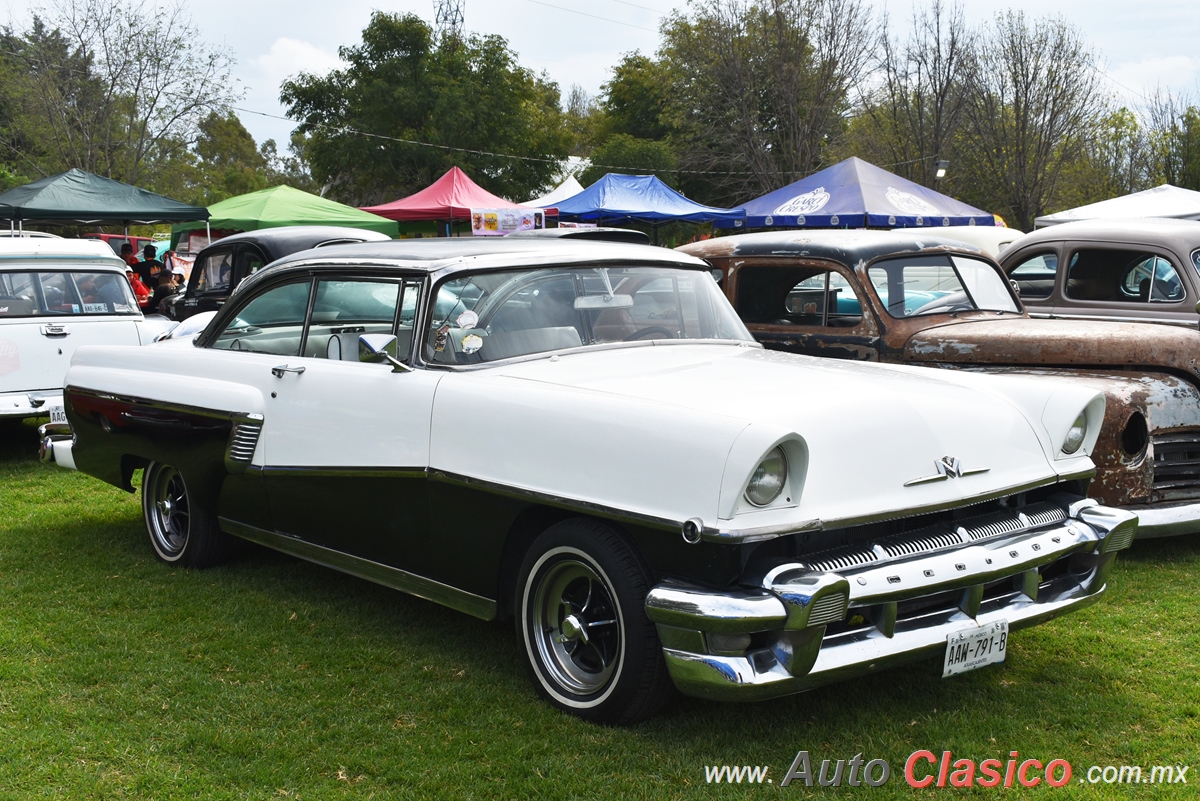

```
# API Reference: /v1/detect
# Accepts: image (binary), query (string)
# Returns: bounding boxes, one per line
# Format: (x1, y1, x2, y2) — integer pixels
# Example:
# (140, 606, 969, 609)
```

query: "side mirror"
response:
(359, 333, 412, 373)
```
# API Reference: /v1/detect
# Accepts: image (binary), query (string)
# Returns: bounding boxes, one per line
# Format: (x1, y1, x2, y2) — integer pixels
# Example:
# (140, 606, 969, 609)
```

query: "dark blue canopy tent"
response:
(552, 174, 745, 243)
(716, 157, 995, 230)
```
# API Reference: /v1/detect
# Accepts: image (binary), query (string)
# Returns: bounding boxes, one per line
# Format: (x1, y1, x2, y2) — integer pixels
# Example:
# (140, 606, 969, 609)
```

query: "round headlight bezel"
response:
(1061, 413, 1088, 455)
(744, 446, 788, 507)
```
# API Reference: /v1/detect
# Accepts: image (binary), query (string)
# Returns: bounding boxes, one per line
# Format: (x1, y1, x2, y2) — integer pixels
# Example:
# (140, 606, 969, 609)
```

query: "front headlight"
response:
(1061, 413, 1087, 454)
(745, 447, 788, 507)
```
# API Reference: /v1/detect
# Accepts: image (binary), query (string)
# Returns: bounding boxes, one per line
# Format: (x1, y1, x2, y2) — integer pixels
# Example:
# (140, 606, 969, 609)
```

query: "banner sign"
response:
(470, 208, 545, 236)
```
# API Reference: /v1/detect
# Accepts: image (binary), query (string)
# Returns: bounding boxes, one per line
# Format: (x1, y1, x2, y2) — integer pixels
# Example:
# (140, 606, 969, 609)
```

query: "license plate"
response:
(48, 406, 67, 424)
(943, 620, 1008, 677)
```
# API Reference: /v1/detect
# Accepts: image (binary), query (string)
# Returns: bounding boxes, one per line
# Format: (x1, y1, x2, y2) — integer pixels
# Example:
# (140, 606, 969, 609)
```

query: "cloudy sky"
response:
(4, 0, 1198, 147)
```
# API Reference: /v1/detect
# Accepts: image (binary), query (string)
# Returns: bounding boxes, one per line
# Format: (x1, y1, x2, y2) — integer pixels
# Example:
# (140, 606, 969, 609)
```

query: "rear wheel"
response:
(517, 519, 670, 724)
(142, 462, 228, 568)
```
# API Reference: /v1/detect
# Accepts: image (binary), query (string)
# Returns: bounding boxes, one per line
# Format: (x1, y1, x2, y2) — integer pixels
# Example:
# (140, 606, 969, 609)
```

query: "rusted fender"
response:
(905, 317, 1200, 383)
(957, 367, 1200, 507)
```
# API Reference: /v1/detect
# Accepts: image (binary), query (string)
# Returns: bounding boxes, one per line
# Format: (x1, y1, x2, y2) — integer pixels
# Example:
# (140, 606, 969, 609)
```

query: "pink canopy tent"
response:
(362, 166, 529, 221)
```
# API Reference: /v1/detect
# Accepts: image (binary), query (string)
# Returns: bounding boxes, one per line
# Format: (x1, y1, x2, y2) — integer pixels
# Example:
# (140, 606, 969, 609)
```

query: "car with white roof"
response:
(41, 238, 1134, 722)
(0, 238, 173, 420)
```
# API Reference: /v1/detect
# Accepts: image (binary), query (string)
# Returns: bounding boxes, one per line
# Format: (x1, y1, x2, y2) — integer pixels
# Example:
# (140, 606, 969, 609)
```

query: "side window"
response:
(69, 272, 138, 314)
(737, 266, 864, 327)
(210, 280, 312, 355)
(305, 277, 402, 360)
(1067, 249, 1183, 303)
(195, 249, 234, 293)
(235, 248, 267, 283)
(1007, 252, 1058, 299)
(1192, 249, 1200, 276)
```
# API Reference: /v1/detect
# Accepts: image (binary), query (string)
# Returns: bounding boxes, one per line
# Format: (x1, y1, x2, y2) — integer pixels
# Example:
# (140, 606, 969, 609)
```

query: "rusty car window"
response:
(1066, 249, 1183, 303)
(1008, 252, 1058, 299)
(739, 266, 864, 327)
(868, 255, 1018, 317)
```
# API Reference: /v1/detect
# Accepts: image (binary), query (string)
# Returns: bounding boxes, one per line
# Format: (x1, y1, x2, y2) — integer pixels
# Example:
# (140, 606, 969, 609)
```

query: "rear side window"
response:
(0, 271, 139, 316)
(1066, 249, 1183, 303)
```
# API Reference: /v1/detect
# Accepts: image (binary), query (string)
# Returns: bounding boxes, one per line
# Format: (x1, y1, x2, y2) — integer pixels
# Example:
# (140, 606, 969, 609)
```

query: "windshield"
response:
(867, 254, 1020, 318)
(0, 270, 139, 317)
(426, 265, 753, 364)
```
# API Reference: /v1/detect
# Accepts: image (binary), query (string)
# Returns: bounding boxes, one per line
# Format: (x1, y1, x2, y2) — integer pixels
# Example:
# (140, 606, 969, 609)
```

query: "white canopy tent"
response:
(527, 175, 584, 208)
(1035, 184, 1200, 227)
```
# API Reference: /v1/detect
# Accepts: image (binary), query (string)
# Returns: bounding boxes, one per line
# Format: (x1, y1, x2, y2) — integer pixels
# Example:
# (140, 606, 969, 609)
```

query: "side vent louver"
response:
(225, 421, 262, 470)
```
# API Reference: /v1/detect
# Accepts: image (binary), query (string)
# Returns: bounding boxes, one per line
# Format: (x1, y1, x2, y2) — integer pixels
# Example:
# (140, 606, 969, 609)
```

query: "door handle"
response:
(40, 324, 71, 336)
(271, 364, 306, 378)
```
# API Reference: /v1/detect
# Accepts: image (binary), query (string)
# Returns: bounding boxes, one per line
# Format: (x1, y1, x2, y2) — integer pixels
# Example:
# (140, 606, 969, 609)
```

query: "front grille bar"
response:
(798, 502, 1067, 573)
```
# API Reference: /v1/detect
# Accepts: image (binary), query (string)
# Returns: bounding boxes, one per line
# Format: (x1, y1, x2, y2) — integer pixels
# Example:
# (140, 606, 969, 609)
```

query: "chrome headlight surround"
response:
(744, 446, 788, 507)
(1061, 413, 1087, 455)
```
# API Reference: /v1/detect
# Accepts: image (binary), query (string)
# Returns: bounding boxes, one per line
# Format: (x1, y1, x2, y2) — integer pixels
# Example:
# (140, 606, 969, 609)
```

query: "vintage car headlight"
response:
(745, 447, 788, 507)
(1061, 413, 1088, 455)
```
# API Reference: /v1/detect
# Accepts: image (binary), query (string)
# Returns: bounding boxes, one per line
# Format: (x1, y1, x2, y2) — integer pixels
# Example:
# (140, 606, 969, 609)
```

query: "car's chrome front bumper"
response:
(645, 499, 1136, 701)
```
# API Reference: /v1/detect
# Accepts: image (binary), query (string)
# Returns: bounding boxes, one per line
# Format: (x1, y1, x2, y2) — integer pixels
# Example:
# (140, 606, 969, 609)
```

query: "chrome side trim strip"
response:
(259, 466, 428, 479)
(218, 518, 497, 621)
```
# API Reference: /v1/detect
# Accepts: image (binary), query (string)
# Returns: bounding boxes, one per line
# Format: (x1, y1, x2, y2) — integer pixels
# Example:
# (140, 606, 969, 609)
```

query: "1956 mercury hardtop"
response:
(41, 238, 1135, 723)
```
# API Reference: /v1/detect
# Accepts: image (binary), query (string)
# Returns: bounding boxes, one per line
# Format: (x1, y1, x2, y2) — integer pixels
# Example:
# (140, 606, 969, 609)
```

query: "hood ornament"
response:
(905, 456, 990, 487)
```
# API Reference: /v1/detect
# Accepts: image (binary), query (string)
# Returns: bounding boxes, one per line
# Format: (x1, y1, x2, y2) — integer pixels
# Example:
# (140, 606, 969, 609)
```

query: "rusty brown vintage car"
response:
(680, 229, 1200, 539)
(999, 218, 1200, 329)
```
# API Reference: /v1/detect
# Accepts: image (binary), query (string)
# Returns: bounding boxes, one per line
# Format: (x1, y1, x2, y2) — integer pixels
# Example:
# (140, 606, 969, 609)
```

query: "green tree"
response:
(956, 12, 1107, 230)
(0, 0, 237, 187)
(1146, 92, 1200, 191)
(658, 0, 873, 207)
(192, 112, 268, 203)
(597, 53, 675, 143)
(579, 134, 677, 187)
(280, 12, 570, 205)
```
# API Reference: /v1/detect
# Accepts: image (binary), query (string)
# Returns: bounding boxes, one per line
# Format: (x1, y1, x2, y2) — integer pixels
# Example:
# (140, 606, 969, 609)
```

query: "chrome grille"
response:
(227, 422, 262, 463)
(879, 529, 961, 557)
(1152, 431, 1200, 498)
(800, 501, 1069, 572)
(807, 593, 849, 626)
(802, 545, 878, 573)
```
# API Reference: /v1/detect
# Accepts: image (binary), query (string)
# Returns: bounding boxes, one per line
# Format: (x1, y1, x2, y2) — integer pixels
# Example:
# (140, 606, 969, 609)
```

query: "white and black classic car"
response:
(41, 238, 1136, 723)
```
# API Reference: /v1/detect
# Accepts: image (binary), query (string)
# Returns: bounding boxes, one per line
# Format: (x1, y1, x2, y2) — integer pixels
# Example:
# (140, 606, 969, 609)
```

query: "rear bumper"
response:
(0, 390, 63, 418)
(645, 499, 1136, 702)
(38, 422, 76, 470)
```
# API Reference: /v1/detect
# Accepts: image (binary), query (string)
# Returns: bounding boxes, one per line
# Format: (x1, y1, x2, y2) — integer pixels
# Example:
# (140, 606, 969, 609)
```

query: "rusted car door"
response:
(728, 261, 881, 361)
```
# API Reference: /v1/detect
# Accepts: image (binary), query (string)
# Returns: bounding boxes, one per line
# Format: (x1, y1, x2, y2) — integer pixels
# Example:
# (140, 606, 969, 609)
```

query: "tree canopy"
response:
(280, 12, 570, 206)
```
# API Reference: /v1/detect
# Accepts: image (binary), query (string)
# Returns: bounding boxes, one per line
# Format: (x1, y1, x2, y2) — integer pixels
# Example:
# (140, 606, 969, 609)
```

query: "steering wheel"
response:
(624, 325, 676, 341)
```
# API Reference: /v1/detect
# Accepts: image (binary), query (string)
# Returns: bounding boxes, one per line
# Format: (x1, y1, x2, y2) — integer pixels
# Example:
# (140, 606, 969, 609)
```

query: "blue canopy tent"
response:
(551, 174, 745, 243)
(716, 157, 995, 230)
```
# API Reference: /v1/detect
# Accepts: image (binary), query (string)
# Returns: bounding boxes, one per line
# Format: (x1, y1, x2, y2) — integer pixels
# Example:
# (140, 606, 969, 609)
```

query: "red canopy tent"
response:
(362, 166, 527, 222)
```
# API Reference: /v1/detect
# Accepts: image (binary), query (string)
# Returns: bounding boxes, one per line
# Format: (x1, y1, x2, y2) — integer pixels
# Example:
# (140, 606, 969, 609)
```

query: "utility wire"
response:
(522, 0, 658, 32)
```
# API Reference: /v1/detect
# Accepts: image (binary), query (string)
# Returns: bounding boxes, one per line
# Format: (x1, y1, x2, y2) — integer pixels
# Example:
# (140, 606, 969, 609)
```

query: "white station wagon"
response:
(41, 239, 1136, 723)
(0, 238, 173, 421)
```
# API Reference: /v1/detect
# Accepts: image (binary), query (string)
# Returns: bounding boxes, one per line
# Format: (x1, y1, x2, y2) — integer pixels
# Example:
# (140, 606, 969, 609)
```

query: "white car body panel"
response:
(0, 239, 174, 417)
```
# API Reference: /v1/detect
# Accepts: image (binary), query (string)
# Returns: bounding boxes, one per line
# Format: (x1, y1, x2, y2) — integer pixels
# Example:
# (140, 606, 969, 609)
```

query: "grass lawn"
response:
(1, 417, 1197, 799)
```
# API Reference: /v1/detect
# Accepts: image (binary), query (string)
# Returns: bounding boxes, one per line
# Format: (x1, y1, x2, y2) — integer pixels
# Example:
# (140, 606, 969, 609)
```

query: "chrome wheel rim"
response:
(146, 465, 190, 558)
(531, 557, 621, 695)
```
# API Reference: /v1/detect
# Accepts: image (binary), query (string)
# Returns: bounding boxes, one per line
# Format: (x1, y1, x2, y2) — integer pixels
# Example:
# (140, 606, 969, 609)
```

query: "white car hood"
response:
(431, 343, 1092, 529)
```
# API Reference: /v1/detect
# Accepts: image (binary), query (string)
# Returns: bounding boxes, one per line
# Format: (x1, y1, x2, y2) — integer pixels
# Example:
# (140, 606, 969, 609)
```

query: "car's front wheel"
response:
(142, 462, 229, 568)
(517, 519, 670, 724)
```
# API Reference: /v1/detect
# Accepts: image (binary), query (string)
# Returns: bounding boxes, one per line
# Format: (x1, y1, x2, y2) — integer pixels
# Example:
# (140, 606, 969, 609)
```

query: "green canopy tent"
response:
(0, 168, 208, 230)
(172, 185, 397, 249)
